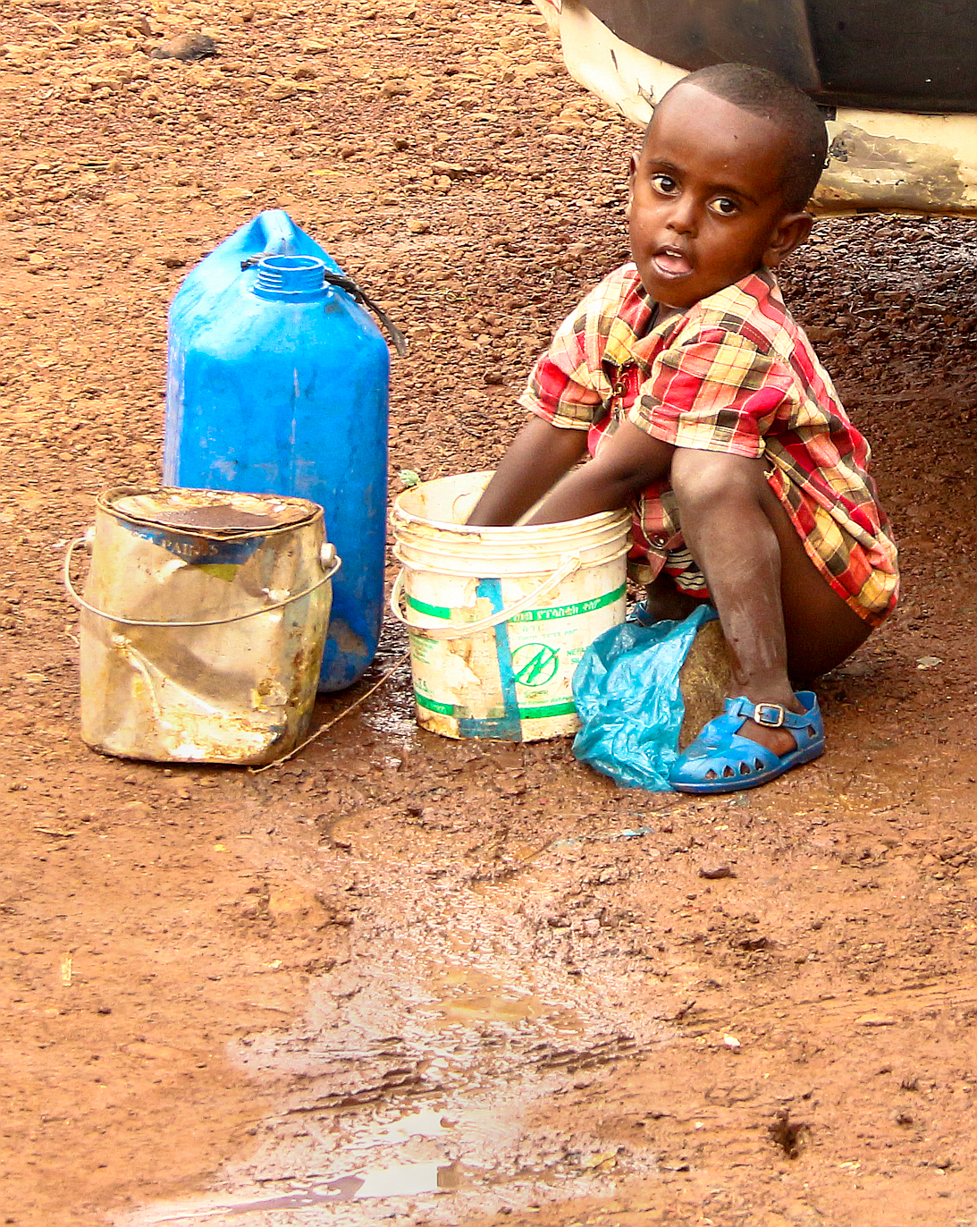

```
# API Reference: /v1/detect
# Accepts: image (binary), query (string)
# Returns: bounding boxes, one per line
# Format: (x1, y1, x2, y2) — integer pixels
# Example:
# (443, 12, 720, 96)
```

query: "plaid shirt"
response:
(519, 263, 899, 626)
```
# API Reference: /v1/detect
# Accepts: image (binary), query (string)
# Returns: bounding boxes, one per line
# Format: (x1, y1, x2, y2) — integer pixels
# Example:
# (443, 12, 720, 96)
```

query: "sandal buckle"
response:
(754, 703, 785, 728)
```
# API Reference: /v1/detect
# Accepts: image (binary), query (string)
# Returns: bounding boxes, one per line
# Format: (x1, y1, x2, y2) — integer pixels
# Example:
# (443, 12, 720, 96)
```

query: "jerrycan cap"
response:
(242, 251, 408, 355)
(251, 254, 330, 302)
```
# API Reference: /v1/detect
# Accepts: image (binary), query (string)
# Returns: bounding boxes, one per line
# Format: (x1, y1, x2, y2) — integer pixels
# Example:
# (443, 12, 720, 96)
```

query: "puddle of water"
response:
(430, 990, 565, 1025)
(424, 961, 585, 1033)
(354, 1107, 456, 1145)
(230, 1161, 456, 1212)
(123, 836, 663, 1227)
(129, 1163, 462, 1224)
(361, 683, 417, 739)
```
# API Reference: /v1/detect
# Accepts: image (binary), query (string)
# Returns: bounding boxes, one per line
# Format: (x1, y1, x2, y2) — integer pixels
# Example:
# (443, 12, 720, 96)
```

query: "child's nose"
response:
(666, 196, 697, 235)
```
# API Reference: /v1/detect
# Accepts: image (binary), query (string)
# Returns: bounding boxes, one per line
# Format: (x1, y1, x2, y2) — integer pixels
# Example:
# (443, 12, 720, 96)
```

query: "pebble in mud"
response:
(698, 861, 735, 880)
(149, 33, 218, 61)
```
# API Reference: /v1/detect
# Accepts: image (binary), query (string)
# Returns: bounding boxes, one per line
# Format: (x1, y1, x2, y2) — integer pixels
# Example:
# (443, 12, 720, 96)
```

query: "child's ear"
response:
(626, 153, 637, 220)
(763, 211, 814, 268)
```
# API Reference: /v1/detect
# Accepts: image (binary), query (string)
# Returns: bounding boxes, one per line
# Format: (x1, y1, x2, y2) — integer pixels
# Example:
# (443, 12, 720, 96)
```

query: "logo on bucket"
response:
(511, 643, 560, 687)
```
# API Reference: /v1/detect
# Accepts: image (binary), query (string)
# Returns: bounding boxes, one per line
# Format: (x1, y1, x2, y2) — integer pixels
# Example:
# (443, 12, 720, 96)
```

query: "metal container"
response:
(65, 487, 340, 765)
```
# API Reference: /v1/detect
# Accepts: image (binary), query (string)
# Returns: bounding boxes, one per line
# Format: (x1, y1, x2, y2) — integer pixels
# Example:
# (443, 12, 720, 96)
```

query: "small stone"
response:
(515, 60, 557, 81)
(699, 861, 734, 880)
(160, 253, 186, 268)
(430, 160, 465, 180)
(483, 371, 506, 386)
(406, 218, 430, 234)
(856, 1013, 899, 1027)
(266, 80, 299, 100)
(150, 33, 218, 61)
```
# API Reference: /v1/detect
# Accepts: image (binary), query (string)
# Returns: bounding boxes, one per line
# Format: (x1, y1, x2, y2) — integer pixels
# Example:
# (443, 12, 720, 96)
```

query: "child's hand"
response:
(467, 416, 589, 526)
(526, 421, 674, 524)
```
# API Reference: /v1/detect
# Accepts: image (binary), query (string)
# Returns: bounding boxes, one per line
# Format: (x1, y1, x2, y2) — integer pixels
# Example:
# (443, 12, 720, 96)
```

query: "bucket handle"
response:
(63, 536, 342, 628)
(388, 555, 582, 641)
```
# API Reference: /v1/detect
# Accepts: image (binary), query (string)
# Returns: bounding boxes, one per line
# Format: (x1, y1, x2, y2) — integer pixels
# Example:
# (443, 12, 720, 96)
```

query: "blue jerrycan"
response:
(164, 210, 398, 692)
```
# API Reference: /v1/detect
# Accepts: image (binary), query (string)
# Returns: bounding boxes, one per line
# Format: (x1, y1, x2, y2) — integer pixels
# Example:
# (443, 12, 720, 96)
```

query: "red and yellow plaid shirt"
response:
(519, 263, 899, 626)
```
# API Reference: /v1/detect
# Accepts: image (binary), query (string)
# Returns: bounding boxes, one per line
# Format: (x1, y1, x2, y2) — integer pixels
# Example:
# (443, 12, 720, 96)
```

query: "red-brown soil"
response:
(3, 0, 977, 1224)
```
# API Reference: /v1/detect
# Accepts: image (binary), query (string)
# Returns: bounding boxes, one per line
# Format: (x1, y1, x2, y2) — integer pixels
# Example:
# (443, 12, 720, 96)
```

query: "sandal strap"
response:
(753, 702, 786, 728)
(727, 693, 821, 733)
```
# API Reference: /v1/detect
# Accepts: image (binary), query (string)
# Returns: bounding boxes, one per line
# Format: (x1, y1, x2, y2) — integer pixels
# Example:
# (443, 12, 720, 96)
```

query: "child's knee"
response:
(671, 449, 766, 516)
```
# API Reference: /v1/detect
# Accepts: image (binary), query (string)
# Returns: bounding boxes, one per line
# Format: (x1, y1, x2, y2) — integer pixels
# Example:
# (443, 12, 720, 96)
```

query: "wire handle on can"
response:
(63, 536, 341, 628)
(388, 556, 581, 641)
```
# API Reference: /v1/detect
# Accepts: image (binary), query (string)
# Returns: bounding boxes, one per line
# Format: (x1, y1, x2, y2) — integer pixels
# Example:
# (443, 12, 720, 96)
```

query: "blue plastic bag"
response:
(572, 603, 719, 790)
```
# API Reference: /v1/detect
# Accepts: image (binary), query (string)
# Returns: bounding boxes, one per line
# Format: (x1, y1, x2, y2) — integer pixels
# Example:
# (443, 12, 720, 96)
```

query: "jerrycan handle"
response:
(241, 255, 408, 357)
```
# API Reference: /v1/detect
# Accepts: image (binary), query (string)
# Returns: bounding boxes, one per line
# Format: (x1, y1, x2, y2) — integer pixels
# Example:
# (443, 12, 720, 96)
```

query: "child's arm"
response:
(526, 420, 674, 524)
(467, 416, 589, 526)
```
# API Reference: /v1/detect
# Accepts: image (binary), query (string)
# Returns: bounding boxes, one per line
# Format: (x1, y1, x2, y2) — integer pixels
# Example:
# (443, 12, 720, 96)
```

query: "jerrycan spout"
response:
(252, 255, 330, 303)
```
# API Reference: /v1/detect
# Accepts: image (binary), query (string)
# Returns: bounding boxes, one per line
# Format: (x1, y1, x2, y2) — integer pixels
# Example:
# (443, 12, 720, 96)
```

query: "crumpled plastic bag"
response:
(571, 603, 719, 790)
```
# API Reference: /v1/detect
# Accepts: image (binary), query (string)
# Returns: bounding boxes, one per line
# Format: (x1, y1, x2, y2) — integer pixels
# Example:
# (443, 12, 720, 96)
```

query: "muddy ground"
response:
(3, 0, 977, 1223)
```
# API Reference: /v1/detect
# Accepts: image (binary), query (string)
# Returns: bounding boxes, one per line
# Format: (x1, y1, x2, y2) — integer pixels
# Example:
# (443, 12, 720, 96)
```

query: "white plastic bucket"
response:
(390, 471, 631, 741)
(65, 486, 340, 765)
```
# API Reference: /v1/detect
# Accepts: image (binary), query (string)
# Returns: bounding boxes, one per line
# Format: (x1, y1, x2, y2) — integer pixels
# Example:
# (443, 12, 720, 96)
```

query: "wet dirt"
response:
(2, 0, 977, 1224)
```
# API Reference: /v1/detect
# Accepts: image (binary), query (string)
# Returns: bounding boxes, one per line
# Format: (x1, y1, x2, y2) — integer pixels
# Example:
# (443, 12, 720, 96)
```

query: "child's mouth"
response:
(652, 248, 692, 277)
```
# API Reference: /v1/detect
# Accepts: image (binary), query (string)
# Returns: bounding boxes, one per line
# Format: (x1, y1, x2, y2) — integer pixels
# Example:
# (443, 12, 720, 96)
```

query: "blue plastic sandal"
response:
(669, 691, 825, 794)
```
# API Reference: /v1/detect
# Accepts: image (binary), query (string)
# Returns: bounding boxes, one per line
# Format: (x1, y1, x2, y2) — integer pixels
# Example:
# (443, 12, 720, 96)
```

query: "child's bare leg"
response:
(671, 448, 871, 757)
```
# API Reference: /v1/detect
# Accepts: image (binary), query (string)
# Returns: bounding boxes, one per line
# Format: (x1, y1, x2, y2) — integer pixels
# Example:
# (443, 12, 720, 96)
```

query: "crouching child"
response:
(468, 63, 898, 793)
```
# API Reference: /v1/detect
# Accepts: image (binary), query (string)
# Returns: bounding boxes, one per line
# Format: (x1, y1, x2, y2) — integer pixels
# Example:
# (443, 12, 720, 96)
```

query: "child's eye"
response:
(650, 173, 678, 195)
(709, 197, 740, 216)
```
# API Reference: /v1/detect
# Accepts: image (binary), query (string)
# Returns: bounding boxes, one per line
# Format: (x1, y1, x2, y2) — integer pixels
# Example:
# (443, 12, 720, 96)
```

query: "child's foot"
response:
(669, 692, 824, 793)
(733, 705, 804, 759)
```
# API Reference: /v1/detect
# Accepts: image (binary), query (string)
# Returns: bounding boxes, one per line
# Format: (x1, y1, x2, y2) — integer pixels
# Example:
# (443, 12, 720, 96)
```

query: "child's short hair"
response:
(661, 63, 829, 210)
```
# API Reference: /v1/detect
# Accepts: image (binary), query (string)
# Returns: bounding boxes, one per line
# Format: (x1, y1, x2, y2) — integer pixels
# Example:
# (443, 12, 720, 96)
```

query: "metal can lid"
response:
(102, 486, 321, 537)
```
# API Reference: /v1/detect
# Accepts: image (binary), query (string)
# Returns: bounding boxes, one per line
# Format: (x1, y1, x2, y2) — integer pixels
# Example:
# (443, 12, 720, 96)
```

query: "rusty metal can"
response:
(65, 487, 340, 765)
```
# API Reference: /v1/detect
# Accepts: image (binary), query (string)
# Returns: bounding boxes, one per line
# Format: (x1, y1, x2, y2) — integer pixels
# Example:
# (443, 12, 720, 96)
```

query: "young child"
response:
(468, 63, 898, 794)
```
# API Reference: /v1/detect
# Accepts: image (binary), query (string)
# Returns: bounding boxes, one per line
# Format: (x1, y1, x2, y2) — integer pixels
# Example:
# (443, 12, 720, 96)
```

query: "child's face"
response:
(628, 84, 811, 310)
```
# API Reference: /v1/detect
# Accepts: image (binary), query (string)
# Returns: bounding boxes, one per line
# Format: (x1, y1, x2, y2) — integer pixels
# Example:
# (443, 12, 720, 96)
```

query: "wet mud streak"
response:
(768, 1108, 808, 1160)
(3, 0, 977, 1223)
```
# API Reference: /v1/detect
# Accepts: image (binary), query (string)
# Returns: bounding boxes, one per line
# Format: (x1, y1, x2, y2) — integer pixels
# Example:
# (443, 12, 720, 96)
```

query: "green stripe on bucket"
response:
(517, 700, 577, 718)
(415, 693, 576, 720)
(511, 583, 626, 622)
(406, 583, 626, 623)
(415, 693, 456, 716)
(406, 594, 455, 619)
